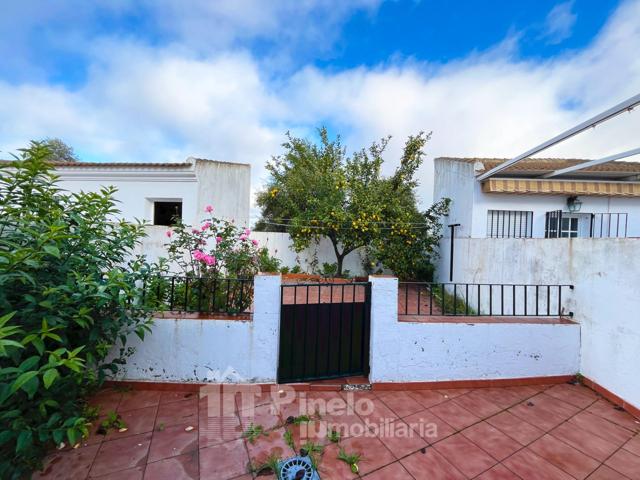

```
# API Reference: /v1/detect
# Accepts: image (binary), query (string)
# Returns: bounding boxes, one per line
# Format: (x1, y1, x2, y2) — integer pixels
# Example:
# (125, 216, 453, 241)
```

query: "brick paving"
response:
(33, 381, 640, 479)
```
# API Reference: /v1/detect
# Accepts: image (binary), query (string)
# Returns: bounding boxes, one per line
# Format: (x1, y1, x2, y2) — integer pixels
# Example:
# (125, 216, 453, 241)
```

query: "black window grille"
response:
(544, 210, 562, 238)
(590, 213, 628, 238)
(487, 210, 533, 238)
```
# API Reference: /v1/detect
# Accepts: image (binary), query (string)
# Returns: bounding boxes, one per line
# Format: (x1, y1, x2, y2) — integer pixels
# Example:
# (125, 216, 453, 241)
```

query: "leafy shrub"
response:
(0, 143, 156, 478)
(257, 248, 281, 273)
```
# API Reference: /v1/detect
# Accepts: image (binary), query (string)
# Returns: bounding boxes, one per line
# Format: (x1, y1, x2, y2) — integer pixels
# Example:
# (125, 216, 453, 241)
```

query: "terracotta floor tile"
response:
(508, 399, 567, 432)
(407, 389, 449, 409)
(235, 390, 275, 412)
(437, 388, 471, 399)
(238, 402, 282, 431)
(118, 390, 162, 413)
(244, 428, 295, 467)
(429, 400, 481, 431)
(375, 419, 428, 459)
(160, 390, 197, 405)
(340, 435, 396, 475)
(481, 388, 525, 409)
(357, 397, 400, 425)
(317, 442, 359, 480)
(434, 433, 497, 478)
(587, 464, 632, 480)
(624, 434, 640, 457)
(156, 398, 198, 428)
(503, 385, 541, 401)
(199, 411, 244, 448)
(33, 444, 100, 480)
(88, 390, 123, 414)
(533, 393, 581, 418)
(544, 383, 598, 409)
(145, 451, 198, 479)
(104, 406, 157, 441)
(148, 422, 198, 463)
(462, 421, 521, 461)
(502, 449, 574, 480)
(400, 447, 466, 480)
(325, 412, 370, 439)
(529, 434, 600, 479)
(362, 461, 413, 479)
(404, 409, 456, 444)
(273, 397, 303, 420)
(587, 399, 640, 432)
(476, 463, 521, 480)
(91, 466, 145, 479)
(605, 448, 640, 479)
(199, 438, 249, 480)
(198, 392, 237, 419)
(568, 411, 635, 447)
(286, 419, 330, 448)
(550, 421, 619, 461)
(90, 432, 152, 477)
(454, 391, 503, 419)
(379, 391, 425, 418)
(487, 411, 545, 445)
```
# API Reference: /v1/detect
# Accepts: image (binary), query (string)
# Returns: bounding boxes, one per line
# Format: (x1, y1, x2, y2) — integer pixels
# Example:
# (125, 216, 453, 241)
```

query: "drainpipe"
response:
(448, 224, 460, 282)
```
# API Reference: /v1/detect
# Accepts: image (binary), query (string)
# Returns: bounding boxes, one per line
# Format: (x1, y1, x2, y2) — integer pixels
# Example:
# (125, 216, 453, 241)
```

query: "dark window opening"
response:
(153, 201, 182, 226)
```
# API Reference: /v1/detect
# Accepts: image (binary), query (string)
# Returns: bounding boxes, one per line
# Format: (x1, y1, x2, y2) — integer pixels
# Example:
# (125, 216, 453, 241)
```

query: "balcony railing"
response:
(398, 282, 573, 317)
(141, 276, 253, 315)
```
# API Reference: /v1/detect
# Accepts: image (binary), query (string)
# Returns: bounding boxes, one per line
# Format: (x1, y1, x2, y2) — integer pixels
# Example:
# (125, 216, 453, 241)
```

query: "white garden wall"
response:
(368, 276, 580, 383)
(110, 274, 281, 383)
(436, 238, 640, 409)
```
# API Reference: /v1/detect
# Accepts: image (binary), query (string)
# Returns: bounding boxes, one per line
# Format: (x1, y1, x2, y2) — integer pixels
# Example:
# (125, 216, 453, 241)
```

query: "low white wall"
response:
(436, 238, 640, 408)
(252, 232, 367, 276)
(368, 276, 580, 383)
(111, 274, 281, 383)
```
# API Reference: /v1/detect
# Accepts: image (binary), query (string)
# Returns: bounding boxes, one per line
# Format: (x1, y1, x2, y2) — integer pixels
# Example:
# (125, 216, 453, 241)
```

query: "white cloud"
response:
(0, 0, 639, 210)
(541, 1, 578, 44)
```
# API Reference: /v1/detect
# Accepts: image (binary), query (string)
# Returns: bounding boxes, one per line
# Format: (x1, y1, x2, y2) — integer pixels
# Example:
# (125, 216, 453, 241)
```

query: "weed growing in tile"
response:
(96, 411, 127, 435)
(242, 423, 267, 444)
(327, 429, 341, 443)
(338, 447, 361, 474)
(283, 429, 295, 450)
(301, 441, 324, 469)
(252, 453, 282, 477)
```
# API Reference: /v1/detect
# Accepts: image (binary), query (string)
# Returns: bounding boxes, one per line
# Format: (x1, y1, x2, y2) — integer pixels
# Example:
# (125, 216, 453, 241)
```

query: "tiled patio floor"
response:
(34, 382, 640, 479)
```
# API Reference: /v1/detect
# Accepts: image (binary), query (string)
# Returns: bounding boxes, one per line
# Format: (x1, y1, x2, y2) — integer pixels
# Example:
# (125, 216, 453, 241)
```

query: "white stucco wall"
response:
(368, 276, 580, 383)
(111, 274, 281, 383)
(252, 232, 368, 276)
(55, 159, 250, 227)
(435, 238, 640, 409)
(434, 158, 640, 238)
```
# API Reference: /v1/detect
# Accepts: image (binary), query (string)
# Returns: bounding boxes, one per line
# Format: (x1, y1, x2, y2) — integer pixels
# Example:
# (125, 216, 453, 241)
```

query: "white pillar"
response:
(250, 273, 281, 382)
(368, 275, 398, 383)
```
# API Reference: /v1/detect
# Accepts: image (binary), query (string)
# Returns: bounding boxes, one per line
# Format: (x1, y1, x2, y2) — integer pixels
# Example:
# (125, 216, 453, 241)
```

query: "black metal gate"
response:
(277, 282, 371, 383)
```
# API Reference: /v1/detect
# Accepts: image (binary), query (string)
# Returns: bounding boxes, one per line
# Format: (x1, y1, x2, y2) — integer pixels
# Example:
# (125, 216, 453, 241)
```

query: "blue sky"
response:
(0, 0, 638, 205)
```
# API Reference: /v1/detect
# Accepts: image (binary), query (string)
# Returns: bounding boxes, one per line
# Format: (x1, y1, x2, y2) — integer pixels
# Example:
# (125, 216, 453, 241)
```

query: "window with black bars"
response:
(487, 210, 533, 238)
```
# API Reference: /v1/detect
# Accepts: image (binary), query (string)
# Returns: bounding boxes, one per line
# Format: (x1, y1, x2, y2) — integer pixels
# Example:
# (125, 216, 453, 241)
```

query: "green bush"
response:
(0, 143, 157, 478)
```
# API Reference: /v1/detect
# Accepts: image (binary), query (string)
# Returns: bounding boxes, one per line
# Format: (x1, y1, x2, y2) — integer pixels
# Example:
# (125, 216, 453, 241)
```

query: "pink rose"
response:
(239, 234, 248, 241)
(244, 228, 251, 235)
(165, 230, 173, 238)
(201, 221, 211, 231)
(252, 239, 259, 246)
(191, 228, 199, 234)
(205, 205, 213, 213)
(216, 236, 223, 244)
(192, 250, 204, 260)
(204, 255, 216, 266)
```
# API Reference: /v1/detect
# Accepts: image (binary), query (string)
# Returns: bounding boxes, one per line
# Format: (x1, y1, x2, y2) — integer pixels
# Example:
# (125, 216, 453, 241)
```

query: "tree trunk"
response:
(336, 253, 344, 277)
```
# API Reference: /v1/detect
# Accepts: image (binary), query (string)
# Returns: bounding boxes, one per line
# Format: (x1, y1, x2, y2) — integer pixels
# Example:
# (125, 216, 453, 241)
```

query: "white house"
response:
(434, 157, 640, 239)
(52, 157, 251, 227)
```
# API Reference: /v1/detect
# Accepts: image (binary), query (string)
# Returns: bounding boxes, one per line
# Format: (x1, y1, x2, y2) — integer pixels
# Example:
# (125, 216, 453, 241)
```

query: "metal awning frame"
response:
(476, 93, 640, 182)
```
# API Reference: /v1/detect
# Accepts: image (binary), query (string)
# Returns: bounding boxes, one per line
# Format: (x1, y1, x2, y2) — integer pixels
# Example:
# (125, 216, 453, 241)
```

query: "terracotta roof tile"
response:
(436, 157, 640, 175)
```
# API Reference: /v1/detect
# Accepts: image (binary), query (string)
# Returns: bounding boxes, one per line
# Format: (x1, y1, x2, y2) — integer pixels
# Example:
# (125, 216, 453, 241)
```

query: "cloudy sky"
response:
(1, 0, 639, 212)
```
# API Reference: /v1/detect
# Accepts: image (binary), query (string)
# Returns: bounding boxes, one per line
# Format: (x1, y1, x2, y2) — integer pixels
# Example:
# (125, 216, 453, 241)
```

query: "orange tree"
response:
(255, 128, 449, 279)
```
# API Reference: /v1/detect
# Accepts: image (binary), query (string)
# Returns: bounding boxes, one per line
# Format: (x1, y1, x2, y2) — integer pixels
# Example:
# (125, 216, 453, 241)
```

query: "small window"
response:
(560, 217, 579, 238)
(487, 210, 533, 238)
(153, 201, 182, 226)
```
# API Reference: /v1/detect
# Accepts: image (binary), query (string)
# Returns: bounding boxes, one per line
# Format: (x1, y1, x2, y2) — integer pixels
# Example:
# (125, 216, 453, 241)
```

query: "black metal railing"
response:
(141, 276, 254, 314)
(398, 282, 573, 317)
(590, 213, 628, 238)
(487, 210, 533, 238)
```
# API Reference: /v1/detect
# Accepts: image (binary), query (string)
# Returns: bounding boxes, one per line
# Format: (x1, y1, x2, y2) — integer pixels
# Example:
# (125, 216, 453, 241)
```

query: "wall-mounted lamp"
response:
(567, 195, 582, 213)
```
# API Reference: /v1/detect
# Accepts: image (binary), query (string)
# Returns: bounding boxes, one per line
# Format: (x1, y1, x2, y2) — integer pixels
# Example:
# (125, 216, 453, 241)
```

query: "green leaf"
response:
(0, 311, 16, 327)
(22, 376, 39, 398)
(16, 430, 33, 453)
(10, 371, 38, 394)
(43, 368, 59, 389)
(0, 430, 13, 446)
(43, 245, 61, 258)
